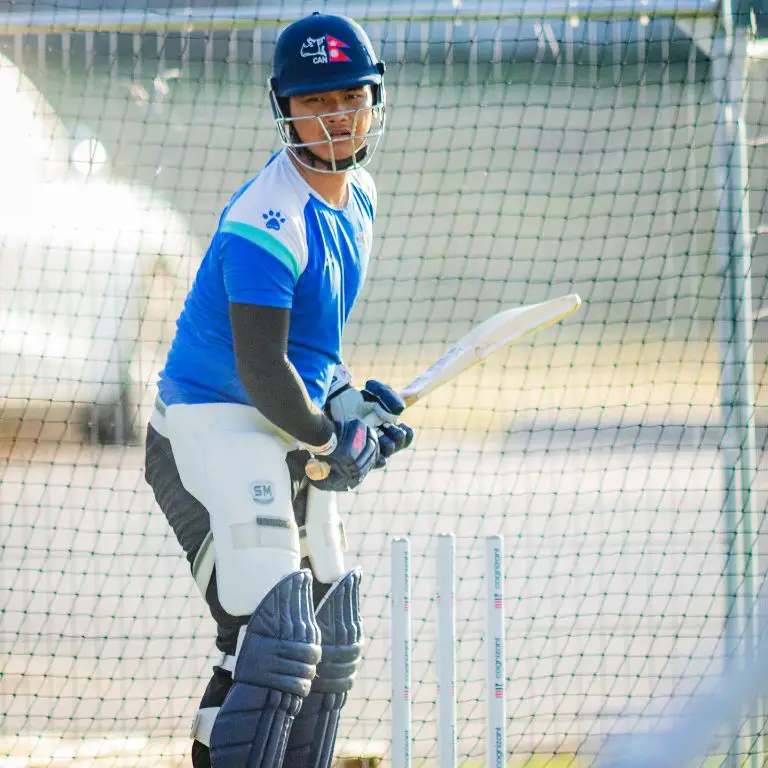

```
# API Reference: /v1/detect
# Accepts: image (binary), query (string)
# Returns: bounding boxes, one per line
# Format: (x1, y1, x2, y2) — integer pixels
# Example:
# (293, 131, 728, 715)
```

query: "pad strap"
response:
(190, 657, 236, 748)
(192, 531, 215, 600)
(191, 707, 219, 746)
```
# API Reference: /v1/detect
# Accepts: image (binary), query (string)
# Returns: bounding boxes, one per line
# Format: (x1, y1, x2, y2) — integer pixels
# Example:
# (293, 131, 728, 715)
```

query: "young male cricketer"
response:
(144, 12, 413, 768)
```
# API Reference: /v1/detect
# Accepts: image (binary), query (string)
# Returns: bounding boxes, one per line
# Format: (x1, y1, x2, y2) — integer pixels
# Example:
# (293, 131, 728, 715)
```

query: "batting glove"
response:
(326, 366, 414, 469)
(306, 418, 380, 492)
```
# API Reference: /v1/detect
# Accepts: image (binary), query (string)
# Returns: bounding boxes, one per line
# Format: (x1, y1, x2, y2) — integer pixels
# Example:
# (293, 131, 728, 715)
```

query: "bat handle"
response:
(305, 457, 331, 481)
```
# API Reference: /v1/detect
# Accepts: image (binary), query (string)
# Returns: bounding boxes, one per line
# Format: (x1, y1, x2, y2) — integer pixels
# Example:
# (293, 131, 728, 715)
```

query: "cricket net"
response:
(1, 5, 767, 767)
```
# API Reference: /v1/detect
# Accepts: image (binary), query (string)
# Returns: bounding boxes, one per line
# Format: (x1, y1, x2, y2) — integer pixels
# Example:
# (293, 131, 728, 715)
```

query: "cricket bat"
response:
(305, 292, 582, 481)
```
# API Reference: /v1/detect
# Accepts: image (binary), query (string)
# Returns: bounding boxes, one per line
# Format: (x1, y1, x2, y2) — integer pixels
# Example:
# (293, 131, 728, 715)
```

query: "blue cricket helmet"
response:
(269, 12, 387, 173)
(270, 12, 385, 98)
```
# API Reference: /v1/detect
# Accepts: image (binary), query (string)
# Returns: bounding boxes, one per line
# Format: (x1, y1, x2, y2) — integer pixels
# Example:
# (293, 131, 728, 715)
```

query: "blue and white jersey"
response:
(158, 150, 376, 407)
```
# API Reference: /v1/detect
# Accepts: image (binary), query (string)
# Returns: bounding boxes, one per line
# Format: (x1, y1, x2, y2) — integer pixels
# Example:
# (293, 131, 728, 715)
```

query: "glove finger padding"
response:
(309, 419, 379, 492)
(379, 423, 409, 456)
(396, 422, 414, 450)
(374, 422, 414, 469)
(362, 380, 406, 421)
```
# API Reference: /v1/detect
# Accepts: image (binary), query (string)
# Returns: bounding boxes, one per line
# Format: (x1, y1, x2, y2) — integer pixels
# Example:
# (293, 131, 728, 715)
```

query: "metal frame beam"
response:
(0, 0, 719, 35)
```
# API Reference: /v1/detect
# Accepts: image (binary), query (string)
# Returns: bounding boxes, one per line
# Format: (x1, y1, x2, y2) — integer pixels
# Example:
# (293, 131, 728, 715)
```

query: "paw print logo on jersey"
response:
(299, 34, 351, 65)
(262, 210, 286, 232)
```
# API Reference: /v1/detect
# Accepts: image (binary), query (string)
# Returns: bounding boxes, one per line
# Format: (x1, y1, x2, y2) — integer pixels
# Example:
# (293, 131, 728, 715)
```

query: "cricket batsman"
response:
(144, 12, 413, 768)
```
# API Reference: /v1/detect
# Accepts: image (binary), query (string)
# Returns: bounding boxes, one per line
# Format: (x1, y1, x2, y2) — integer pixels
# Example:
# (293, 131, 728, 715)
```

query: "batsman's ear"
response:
(268, 78, 291, 118)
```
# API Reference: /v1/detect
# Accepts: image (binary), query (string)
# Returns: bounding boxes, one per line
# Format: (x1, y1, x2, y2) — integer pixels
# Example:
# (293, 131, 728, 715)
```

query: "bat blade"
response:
(399, 293, 581, 406)
(305, 293, 582, 481)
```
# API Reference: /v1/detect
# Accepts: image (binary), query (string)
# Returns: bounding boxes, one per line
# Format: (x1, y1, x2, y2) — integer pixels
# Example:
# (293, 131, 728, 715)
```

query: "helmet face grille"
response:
(269, 87, 386, 174)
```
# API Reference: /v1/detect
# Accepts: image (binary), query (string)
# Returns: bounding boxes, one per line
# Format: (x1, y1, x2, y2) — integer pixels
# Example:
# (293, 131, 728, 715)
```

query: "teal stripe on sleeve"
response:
(221, 220, 300, 281)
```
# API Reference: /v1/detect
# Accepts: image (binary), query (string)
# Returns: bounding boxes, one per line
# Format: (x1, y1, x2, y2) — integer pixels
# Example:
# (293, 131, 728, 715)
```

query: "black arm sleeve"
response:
(230, 302, 335, 447)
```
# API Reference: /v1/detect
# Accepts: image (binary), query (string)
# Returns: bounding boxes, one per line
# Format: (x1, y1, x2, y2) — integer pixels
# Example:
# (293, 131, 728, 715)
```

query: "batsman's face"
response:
(288, 86, 373, 163)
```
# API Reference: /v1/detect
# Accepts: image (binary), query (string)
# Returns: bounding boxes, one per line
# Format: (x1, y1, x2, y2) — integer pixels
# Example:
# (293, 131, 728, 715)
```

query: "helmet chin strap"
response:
(291, 138, 369, 173)
(287, 123, 368, 172)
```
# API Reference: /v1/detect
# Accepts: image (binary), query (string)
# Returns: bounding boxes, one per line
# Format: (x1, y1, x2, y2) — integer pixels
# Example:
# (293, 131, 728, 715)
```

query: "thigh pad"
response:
(166, 403, 300, 616)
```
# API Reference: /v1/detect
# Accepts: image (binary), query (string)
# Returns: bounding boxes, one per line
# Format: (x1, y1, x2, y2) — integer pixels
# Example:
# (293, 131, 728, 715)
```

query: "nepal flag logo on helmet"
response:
(299, 34, 352, 64)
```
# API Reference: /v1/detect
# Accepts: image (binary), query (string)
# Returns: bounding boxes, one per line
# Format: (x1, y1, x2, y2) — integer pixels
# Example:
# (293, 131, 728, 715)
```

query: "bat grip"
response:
(305, 456, 331, 481)
(304, 406, 409, 481)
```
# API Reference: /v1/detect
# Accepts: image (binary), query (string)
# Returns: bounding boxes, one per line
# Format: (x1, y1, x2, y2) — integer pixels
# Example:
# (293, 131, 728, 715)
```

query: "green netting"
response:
(1, 9, 766, 768)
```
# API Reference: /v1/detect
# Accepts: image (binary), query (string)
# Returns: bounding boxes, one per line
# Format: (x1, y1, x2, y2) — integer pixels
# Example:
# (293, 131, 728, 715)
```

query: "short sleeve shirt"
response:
(158, 150, 376, 407)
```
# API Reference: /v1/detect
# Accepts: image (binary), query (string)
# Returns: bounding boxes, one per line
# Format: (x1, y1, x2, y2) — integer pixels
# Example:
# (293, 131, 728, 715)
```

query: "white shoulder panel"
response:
(222, 153, 311, 276)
